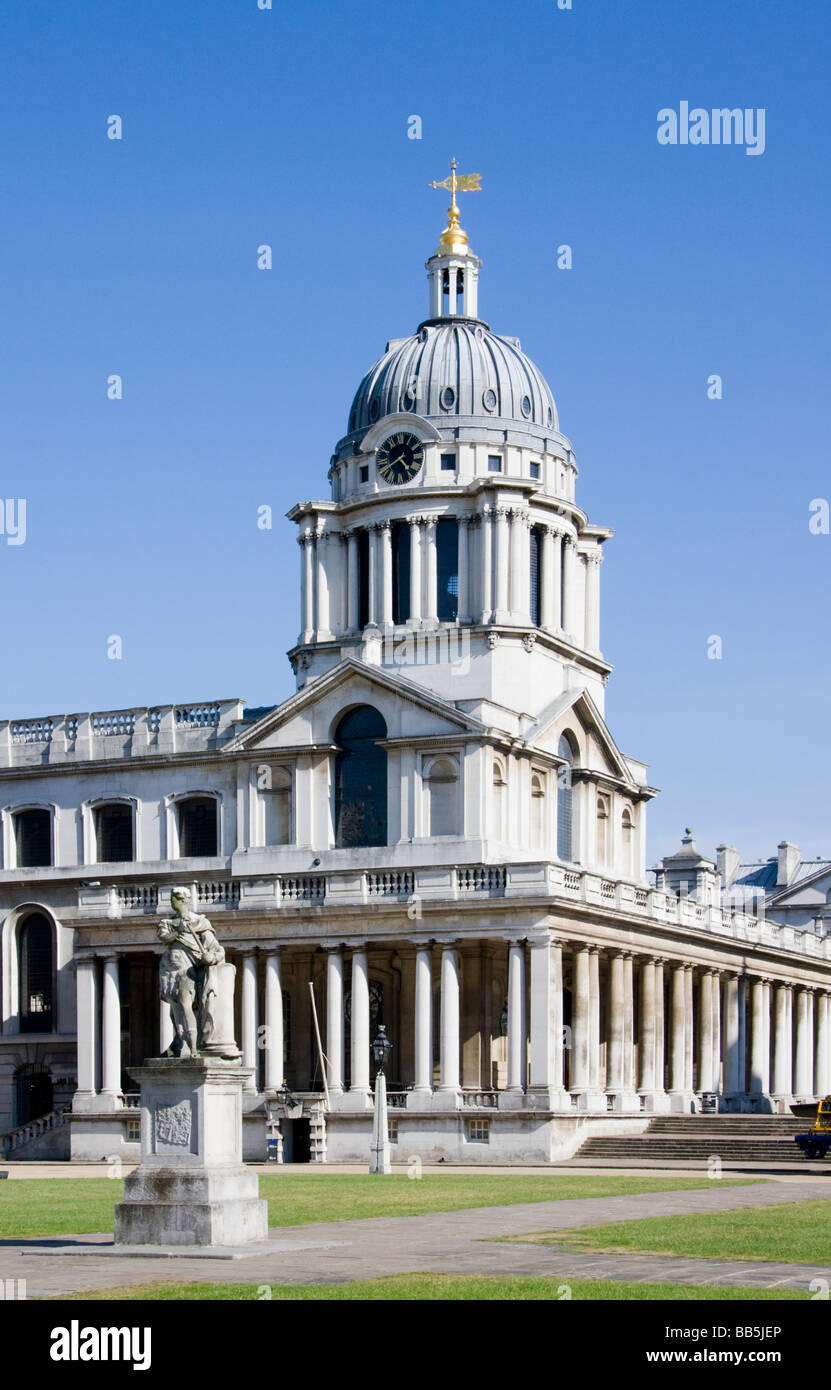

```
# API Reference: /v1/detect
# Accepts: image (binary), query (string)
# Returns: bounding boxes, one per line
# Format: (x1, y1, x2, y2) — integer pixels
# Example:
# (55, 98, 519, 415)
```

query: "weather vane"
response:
(430, 158, 482, 253)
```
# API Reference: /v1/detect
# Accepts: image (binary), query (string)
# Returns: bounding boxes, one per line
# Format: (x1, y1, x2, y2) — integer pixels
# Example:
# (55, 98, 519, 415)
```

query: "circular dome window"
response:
(440, 386, 456, 411)
(546, 406, 553, 428)
(483, 388, 497, 412)
(420, 326, 429, 343)
(521, 395, 532, 419)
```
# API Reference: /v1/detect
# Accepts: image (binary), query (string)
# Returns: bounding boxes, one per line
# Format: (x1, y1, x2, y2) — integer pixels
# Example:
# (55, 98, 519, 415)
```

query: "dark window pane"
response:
(487, 455, 502, 472)
(392, 521, 411, 625)
(95, 803, 133, 862)
(15, 809, 52, 867)
(529, 526, 541, 627)
(530, 462, 540, 480)
(436, 518, 459, 622)
(358, 529, 370, 629)
(335, 706, 388, 848)
(440, 454, 456, 471)
(19, 914, 54, 1033)
(178, 798, 218, 857)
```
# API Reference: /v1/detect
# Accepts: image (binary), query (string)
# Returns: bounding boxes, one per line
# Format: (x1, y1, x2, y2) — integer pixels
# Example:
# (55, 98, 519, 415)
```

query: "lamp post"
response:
(369, 1024, 393, 1175)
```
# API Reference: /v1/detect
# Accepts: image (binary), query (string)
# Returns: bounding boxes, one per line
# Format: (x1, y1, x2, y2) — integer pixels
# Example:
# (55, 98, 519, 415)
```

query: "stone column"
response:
(606, 952, 624, 1094)
(493, 508, 510, 623)
(562, 535, 580, 642)
(159, 988, 174, 1055)
(264, 952, 284, 1091)
(699, 970, 714, 1094)
(539, 527, 557, 631)
(684, 966, 695, 1093)
(588, 947, 601, 1093)
(654, 959, 666, 1096)
(349, 947, 371, 1102)
(507, 941, 527, 1092)
(479, 508, 493, 623)
(457, 515, 471, 624)
(795, 988, 813, 1096)
(670, 964, 686, 1095)
(712, 972, 722, 1093)
(816, 994, 831, 1097)
(412, 944, 432, 1095)
(722, 973, 741, 1094)
(300, 530, 314, 642)
(772, 983, 792, 1098)
(314, 529, 332, 639)
(346, 529, 360, 632)
(639, 958, 656, 1092)
(408, 517, 422, 625)
(423, 518, 438, 623)
(101, 954, 121, 1099)
(74, 959, 98, 1105)
(509, 509, 530, 623)
(528, 937, 565, 1106)
(749, 977, 769, 1095)
(584, 551, 601, 651)
(379, 522, 393, 628)
(439, 945, 461, 1096)
(326, 947, 345, 1097)
(571, 945, 590, 1092)
(623, 954, 635, 1093)
(366, 526, 379, 627)
(241, 950, 259, 1092)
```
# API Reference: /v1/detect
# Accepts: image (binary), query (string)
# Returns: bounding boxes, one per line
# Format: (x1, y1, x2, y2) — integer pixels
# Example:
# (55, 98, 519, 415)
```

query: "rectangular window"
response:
(358, 528, 370, 628)
(388, 1118, 399, 1144)
(359, 464, 369, 484)
(436, 517, 459, 622)
(440, 453, 456, 471)
(15, 809, 52, 868)
(529, 526, 541, 627)
(392, 520, 411, 625)
(530, 461, 540, 480)
(466, 1118, 490, 1143)
(487, 455, 502, 473)
(126, 1118, 141, 1142)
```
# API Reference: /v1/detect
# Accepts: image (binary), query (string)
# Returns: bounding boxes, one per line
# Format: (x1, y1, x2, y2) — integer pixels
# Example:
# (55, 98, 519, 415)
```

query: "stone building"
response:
(2, 190, 830, 1163)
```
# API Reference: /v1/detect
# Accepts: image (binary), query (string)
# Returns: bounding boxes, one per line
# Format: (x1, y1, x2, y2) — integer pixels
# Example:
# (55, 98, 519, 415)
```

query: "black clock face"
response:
(377, 431, 424, 485)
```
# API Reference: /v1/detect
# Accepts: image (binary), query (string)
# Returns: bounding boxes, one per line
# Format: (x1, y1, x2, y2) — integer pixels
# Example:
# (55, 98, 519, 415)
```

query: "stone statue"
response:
(158, 888, 236, 1058)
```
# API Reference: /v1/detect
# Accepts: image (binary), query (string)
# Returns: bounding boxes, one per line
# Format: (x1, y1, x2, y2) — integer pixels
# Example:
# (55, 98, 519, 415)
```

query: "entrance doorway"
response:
(283, 1118, 311, 1163)
(15, 1064, 53, 1125)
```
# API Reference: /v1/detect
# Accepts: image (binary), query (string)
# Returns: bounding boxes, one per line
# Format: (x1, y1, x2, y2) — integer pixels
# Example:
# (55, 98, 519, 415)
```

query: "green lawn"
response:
(512, 1198, 831, 1265)
(59, 1274, 809, 1301)
(0, 1173, 759, 1238)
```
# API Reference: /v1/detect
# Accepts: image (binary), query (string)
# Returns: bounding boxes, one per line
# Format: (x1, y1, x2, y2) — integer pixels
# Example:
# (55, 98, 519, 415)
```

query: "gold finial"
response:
(430, 157, 482, 255)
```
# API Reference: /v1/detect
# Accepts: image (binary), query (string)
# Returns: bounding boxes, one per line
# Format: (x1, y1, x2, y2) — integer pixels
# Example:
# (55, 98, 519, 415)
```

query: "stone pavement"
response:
(3, 1177, 831, 1297)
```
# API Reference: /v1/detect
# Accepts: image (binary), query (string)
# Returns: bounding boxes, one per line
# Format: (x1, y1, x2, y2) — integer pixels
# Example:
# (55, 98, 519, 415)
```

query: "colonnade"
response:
(73, 943, 831, 1113)
(298, 512, 602, 650)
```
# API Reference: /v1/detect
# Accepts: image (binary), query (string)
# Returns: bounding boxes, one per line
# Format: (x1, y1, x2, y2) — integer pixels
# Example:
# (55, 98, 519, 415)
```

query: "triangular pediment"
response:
(223, 659, 486, 753)
(525, 686, 649, 791)
(768, 862, 831, 908)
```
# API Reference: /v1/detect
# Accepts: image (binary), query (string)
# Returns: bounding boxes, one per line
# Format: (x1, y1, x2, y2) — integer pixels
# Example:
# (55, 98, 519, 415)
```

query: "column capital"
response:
(408, 514, 424, 529)
(343, 939, 368, 953)
(583, 549, 603, 567)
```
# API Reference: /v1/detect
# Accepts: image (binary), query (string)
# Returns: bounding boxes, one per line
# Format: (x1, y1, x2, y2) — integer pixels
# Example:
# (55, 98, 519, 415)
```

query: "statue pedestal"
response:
(113, 1058, 268, 1247)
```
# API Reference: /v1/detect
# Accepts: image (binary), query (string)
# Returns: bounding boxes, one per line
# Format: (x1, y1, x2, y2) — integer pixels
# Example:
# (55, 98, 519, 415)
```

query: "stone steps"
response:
(577, 1113, 811, 1162)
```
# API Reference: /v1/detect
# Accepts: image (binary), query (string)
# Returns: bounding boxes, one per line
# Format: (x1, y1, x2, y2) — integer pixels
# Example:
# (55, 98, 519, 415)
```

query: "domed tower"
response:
(287, 168, 612, 719)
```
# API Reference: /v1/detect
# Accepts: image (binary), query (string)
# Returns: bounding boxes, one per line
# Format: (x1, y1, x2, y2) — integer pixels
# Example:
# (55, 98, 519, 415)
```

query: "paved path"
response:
(3, 1178, 831, 1297)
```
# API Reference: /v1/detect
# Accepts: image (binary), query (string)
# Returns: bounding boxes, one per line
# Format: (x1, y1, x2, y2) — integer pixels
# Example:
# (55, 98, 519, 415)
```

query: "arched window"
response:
(557, 733, 577, 862)
(436, 518, 459, 622)
(335, 706, 388, 847)
(264, 768, 291, 846)
(492, 758, 507, 840)
(596, 794, 609, 866)
(94, 802, 134, 862)
(14, 809, 52, 867)
(18, 913, 54, 1033)
(531, 772, 545, 847)
(426, 757, 460, 837)
(177, 797, 218, 857)
(622, 806, 635, 879)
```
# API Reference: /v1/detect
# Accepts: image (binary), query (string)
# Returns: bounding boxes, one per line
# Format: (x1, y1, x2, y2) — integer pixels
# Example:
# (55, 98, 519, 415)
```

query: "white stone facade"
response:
(2, 209, 830, 1164)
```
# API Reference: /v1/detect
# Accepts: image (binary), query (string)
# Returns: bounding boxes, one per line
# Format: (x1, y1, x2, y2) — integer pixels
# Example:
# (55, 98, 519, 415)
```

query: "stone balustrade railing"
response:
(70, 862, 831, 963)
(0, 699, 247, 766)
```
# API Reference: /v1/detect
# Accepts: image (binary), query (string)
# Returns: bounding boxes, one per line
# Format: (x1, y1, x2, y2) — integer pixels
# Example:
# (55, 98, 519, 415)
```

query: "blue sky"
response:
(1, 0, 828, 866)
